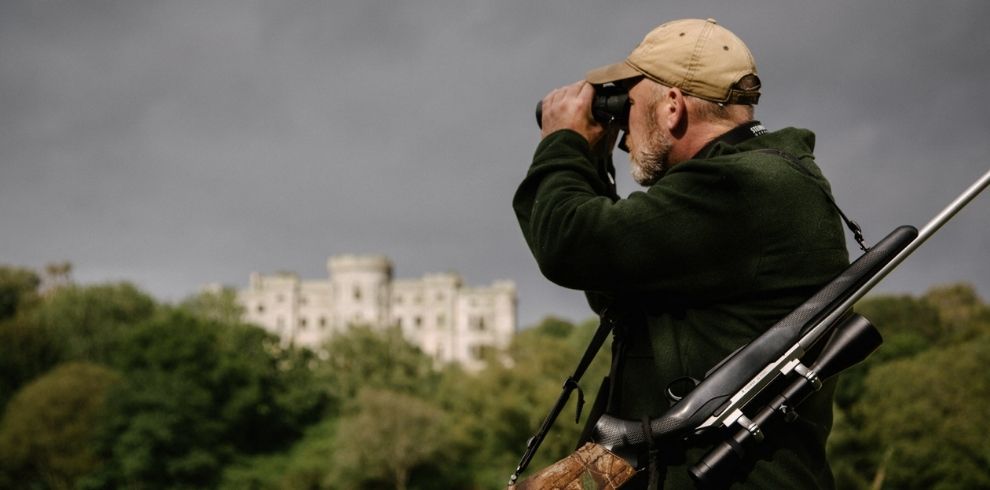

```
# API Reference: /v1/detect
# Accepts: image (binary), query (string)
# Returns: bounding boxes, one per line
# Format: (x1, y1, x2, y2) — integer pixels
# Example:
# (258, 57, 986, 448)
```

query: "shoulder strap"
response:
(568, 310, 616, 421)
(509, 310, 616, 483)
(756, 148, 868, 252)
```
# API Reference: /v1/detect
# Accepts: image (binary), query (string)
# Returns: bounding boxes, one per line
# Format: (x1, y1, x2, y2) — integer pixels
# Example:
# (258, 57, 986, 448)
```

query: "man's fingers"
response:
(539, 80, 605, 146)
(577, 80, 595, 101)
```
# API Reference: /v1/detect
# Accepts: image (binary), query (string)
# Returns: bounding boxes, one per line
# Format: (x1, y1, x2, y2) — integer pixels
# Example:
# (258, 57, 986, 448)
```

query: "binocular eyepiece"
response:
(535, 84, 630, 129)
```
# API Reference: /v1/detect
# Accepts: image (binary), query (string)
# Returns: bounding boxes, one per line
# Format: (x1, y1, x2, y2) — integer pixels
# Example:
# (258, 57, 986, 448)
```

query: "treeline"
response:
(828, 283, 990, 489)
(0, 265, 988, 489)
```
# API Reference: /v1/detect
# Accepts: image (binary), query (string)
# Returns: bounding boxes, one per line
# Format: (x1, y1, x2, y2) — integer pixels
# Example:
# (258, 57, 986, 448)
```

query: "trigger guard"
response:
(665, 376, 700, 404)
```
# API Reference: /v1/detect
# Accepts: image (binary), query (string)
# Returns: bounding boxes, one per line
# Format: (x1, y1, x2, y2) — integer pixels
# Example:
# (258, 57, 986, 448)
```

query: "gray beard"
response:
(630, 129, 672, 186)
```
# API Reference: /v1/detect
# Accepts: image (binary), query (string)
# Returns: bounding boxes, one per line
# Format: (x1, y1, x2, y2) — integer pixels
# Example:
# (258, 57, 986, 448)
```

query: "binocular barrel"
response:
(535, 87, 630, 129)
(690, 314, 882, 486)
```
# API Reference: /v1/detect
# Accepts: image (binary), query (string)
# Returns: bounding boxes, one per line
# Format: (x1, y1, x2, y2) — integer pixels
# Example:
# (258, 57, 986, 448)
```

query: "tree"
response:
(30, 282, 157, 365)
(854, 334, 990, 489)
(0, 280, 160, 413)
(835, 294, 943, 409)
(211, 321, 326, 452)
(434, 316, 611, 487)
(179, 286, 245, 326)
(220, 326, 467, 490)
(42, 261, 73, 293)
(329, 389, 450, 490)
(318, 325, 439, 409)
(0, 362, 120, 490)
(86, 314, 231, 488)
(923, 283, 990, 341)
(0, 265, 40, 320)
(85, 310, 325, 489)
(220, 417, 339, 490)
(0, 316, 62, 411)
(829, 284, 990, 489)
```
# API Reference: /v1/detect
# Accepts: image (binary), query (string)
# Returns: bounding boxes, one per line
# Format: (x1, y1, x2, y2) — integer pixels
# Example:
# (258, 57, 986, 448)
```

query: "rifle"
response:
(511, 168, 990, 487)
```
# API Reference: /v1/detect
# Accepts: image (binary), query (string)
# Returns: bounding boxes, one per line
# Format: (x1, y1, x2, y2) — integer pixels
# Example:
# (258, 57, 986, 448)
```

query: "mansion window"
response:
(469, 315, 488, 331)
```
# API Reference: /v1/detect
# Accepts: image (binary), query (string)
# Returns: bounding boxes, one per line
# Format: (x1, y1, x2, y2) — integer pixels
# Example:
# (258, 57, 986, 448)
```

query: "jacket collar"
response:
(691, 120, 767, 160)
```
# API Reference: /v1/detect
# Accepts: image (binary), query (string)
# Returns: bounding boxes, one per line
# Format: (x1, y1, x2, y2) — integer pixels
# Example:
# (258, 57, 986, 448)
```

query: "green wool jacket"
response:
(513, 125, 850, 489)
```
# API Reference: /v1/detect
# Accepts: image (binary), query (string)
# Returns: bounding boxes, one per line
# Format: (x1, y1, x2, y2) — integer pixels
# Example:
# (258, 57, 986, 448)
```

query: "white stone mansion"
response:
(237, 255, 517, 371)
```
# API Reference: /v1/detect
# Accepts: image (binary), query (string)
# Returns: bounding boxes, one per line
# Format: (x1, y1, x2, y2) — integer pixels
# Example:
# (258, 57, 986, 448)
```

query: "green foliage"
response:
(0, 362, 120, 490)
(438, 316, 611, 488)
(0, 278, 157, 413)
(31, 282, 158, 365)
(0, 316, 62, 410)
(220, 452, 293, 490)
(270, 418, 339, 490)
(859, 294, 941, 355)
(329, 389, 452, 490)
(0, 265, 41, 320)
(179, 287, 245, 326)
(923, 282, 990, 341)
(318, 325, 440, 407)
(530, 315, 575, 338)
(829, 283, 990, 489)
(220, 325, 473, 490)
(0, 266, 52, 409)
(826, 406, 875, 490)
(855, 334, 990, 489)
(836, 294, 942, 410)
(86, 310, 326, 489)
(2, 260, 986, 490)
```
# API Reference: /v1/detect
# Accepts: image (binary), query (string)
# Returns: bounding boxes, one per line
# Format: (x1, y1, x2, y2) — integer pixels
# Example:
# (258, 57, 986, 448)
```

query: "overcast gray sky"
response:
(2, 0, 988, 328)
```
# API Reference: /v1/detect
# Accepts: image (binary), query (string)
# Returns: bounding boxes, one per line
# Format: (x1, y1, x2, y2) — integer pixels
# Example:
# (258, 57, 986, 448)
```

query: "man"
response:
(513, 19, 849, 489)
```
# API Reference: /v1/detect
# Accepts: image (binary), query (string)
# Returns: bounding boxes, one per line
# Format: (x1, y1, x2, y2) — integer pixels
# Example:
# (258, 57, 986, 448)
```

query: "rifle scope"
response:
(690, 314, 883, 486)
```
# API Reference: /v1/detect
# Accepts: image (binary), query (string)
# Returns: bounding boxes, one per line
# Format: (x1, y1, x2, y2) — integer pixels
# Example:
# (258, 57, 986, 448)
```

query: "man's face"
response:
(626, 79, 673, 186)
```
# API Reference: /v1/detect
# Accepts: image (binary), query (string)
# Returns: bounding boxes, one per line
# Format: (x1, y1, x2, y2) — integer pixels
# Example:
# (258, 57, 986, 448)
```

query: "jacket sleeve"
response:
(513, 130, 761, 298)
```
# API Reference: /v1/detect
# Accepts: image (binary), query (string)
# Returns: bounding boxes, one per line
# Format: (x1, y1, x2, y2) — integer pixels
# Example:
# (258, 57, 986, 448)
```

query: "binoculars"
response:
(535, 84, 630, 129)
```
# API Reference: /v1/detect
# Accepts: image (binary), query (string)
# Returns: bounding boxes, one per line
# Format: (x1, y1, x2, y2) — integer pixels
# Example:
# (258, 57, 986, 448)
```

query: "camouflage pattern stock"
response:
(508, 443, 636, 490)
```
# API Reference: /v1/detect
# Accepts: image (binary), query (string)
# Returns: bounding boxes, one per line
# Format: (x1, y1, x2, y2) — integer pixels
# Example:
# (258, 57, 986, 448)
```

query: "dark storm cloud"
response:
(1, 0, 988, 327)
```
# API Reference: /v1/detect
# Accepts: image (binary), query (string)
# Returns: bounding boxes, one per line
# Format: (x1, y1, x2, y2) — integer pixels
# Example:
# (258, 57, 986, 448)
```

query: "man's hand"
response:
(540, 81, 606, 146)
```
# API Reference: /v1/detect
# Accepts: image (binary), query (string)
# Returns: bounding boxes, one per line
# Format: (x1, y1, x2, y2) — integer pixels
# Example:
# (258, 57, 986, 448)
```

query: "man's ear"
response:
(663, 87, 687, 136)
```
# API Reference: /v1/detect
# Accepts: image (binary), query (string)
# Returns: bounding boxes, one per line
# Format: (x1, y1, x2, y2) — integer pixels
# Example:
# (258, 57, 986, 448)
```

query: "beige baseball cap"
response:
(586, 18, 760, 105)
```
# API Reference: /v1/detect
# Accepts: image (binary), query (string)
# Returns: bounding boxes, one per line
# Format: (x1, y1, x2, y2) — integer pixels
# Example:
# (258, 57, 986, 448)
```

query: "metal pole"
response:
(918, 168, 990, 242)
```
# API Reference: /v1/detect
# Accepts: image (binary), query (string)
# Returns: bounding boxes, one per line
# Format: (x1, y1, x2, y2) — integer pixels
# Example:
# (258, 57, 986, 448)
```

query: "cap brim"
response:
(585, 60, 642, 85)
